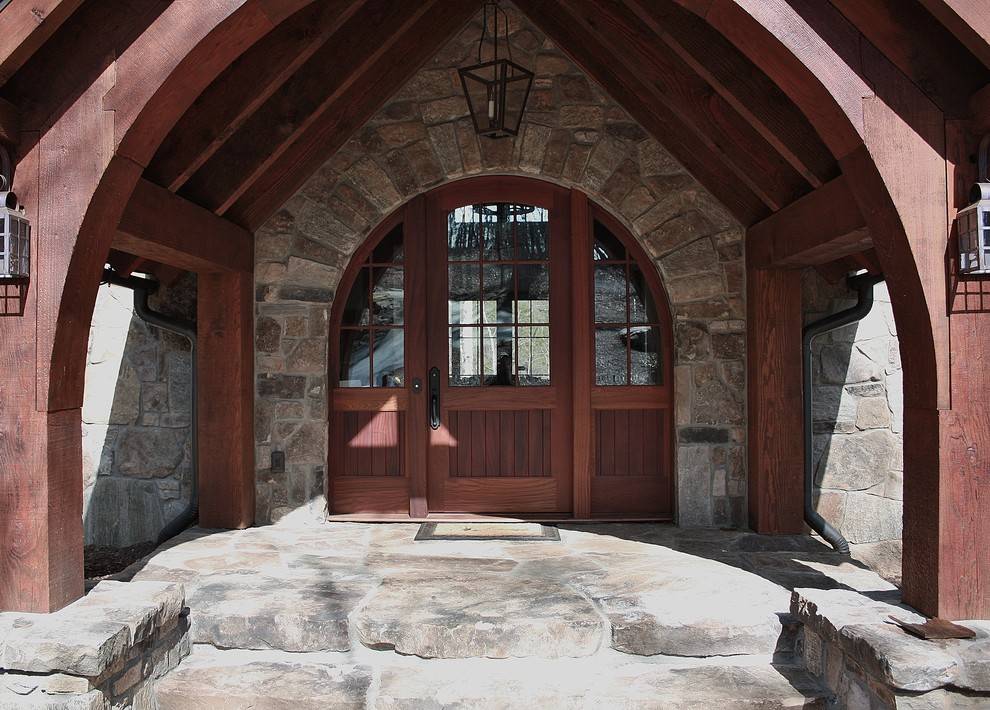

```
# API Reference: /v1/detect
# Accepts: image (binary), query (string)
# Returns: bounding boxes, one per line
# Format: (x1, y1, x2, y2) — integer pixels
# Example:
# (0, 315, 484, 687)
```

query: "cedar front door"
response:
(329, 177, 673, 518)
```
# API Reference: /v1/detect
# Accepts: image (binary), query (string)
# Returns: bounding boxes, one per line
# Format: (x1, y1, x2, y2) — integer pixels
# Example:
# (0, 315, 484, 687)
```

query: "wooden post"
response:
(745, 264, 805, 534)
(570, 190, 592, 519)
(197, 271, 255, 528)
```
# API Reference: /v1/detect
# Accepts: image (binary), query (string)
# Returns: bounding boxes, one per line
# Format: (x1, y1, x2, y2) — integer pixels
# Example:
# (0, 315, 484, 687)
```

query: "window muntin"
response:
(447, 203, 550, 386)
(592, 220, 663, 386)
(339, 224, 405, 388)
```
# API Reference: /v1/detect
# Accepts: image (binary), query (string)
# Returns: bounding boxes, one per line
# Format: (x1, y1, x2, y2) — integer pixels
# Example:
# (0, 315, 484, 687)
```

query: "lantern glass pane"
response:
(460, 66, 498, 135)
(502, 71, 531, 136)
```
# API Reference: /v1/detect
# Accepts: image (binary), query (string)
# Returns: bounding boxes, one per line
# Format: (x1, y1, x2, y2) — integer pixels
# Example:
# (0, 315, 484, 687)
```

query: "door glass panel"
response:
(342, 269, 371, 326)
(447, 203, 550, 386)
(628, 265, 659, 324)
(448, 208, 481, 260)
(482, 264, 514, 324)
(372, 329, 405, 387)
(372, 267, 404, 325)
(339, 329, 371, 387)
(449, 327, 482, 386)
(594, 264, 626, 323)
(517, 325, 550, 385)
(448, 264, 481, 324)
(595, 328, 627, 386)
(517, 264, 549, 323)
(630, 327, 662, 385)
(338, 225, 405, 387)
(592, 220, 664, 386)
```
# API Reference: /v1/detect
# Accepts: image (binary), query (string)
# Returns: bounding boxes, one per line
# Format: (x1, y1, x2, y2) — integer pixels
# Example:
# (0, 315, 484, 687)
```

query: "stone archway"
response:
(252, 11, 747, 526)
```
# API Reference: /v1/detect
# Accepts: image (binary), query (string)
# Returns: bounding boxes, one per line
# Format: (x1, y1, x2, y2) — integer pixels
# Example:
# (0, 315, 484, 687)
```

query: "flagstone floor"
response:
(128, 520, 901, 708)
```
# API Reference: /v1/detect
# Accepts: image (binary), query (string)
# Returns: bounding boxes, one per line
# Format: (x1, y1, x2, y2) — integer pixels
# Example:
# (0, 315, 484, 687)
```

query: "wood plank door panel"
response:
(425, 178, 573, 513)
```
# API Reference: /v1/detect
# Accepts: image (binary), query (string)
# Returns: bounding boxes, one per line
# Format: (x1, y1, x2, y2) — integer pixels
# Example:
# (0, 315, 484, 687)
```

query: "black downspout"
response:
(102, 269, 198, 545)
(803, 272, 885, 555)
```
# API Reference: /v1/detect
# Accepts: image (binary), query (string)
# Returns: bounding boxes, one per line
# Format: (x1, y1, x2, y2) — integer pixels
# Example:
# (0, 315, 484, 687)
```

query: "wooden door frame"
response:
(327, 175, 676, 519)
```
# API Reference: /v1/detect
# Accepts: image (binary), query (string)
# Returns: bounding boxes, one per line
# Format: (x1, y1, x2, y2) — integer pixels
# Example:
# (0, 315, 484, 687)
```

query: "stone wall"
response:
(803, 271, 903, 581)
(82, 275, 196, 548)
(253, 4, 747, 527)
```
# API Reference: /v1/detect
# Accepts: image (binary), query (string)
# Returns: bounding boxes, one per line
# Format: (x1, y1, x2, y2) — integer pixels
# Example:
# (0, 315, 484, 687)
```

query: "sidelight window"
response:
(339, 225, 405, 388)
(592, 220, 663, 386)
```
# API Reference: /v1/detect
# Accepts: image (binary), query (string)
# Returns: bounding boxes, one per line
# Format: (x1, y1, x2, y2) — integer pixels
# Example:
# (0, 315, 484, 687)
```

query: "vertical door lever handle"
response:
(429, 367, 441, 430)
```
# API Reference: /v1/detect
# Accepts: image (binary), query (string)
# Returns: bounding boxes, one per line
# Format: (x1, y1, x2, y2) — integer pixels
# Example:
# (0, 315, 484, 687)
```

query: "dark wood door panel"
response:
(446, 409, 551, 477)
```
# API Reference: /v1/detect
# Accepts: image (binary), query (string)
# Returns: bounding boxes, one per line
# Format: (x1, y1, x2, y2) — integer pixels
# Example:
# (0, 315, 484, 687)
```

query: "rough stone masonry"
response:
(253, 3, 747, 526)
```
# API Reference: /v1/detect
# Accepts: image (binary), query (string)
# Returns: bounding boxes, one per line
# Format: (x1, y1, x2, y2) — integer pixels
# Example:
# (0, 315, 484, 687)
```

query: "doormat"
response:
(415, 522, 560, 541)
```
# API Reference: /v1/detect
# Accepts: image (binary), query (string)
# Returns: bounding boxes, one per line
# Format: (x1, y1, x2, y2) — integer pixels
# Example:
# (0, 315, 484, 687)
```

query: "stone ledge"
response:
(0, 581, 184, 677)
(792, 588, 990, 699)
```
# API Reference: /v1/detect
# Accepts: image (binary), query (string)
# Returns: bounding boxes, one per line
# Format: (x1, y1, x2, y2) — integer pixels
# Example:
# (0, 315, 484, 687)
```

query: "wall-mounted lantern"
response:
(0, 190, 30, 280)
(458, 1, 533, 139)
(958, 136, 990, 275)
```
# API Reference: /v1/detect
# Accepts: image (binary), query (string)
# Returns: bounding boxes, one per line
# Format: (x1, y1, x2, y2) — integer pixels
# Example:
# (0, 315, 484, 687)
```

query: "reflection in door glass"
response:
(338, 224, 405, 388)
(446, 204, 550, 386)
(592, 220, 664, 386)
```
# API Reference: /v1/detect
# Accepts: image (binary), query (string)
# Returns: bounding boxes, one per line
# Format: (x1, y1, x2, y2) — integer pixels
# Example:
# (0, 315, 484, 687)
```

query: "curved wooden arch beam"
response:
(674, 0, 986, 619)
(0, 0, 316, 613)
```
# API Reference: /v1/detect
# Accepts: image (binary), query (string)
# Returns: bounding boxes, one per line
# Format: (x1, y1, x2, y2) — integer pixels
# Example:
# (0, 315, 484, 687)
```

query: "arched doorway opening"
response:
(328, 177, 674, 519)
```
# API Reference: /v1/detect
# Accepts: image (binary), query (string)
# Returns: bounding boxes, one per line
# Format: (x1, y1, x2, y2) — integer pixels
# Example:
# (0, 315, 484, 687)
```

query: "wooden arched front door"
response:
(329, 177, 673, 519)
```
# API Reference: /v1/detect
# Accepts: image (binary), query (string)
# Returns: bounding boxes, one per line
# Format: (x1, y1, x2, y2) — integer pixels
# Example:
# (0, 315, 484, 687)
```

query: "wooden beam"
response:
(830, 0, 988, 119)
(747, 174, 872, 268)
(570, 190, 593, 518)
(115, 178, 252, 273)
(917, 0, 990, 70)
(229, 0, 483, 229)
(746, 266, 804, 535)
(516, 0, 768, 225)
(625, 0, 837, 189)
(0, 97, 19, 145)
(146, 0, 366, 192)
(969, 82, 990, 133)
(0, 0, 84, 86)
(197, 271, 255, 529)
(557, 0, 808, 212)
(180, 0, 439, 216)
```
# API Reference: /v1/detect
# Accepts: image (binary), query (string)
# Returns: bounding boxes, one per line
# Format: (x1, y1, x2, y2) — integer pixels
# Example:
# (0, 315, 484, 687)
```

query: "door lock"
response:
(411, 377, 423, 394)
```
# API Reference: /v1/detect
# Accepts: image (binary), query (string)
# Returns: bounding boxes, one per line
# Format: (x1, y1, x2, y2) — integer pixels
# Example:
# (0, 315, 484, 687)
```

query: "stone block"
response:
(75, 581, 185, 645)
(841, 493, 901, 543)
(0, 612, 130, 677)
(677, 445, 712, 527)
(257, 375, 307, 399)
(818, 430, 897, 492)
(114, 428, 186, 478)
(855, 397, 891, 430)
(659, 237, 718, 279)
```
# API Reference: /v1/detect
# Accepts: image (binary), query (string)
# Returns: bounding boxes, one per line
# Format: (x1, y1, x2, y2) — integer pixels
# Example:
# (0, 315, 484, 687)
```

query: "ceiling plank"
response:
(146, 0, 366, 192)
(625, 0, 837, 188)
(747, 173, 872, 269)
(180, 0, 442, 217)
(561, 0, 809, 212)
(829, 0, 988, 118)
(0, 0, 84, 86)
(230, 0, 484, 229)
(115, 178, 252, 273)
(917, 0, 990, 70)
(517, 0, 768, 225)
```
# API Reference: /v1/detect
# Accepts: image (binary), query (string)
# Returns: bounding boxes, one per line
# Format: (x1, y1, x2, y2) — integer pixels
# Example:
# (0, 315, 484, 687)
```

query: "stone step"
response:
(155, 652, 833, 709)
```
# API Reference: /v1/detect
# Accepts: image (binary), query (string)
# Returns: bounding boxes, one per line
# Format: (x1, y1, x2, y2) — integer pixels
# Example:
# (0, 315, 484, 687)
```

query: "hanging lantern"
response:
(958, 136, 990, 275)
(0, 192, 30, 280)
(458, 1, 534, 139)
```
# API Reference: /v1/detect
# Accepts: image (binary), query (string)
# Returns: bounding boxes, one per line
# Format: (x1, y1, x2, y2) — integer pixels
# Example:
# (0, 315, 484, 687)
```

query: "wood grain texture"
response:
(197, 272, 255, 529)
(745, 265, 803, 534)
(570, 190, 593, 517)
(560, 0, 809, 211)
(330, 477, 410, 514)
(115, 178, 253, 273)
(147, 0, 366, 191)
(516, 0, 768, 225)
(747, 174, 871, 269)
(627, 0, 837, 188)
(180, 0, 435, 215)
(0, 0, 84, 86)
(333, 411, 404, 477)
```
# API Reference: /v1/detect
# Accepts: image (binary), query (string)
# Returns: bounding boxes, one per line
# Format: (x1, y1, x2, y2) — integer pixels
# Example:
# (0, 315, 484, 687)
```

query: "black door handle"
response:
(429, 367, 441, 430)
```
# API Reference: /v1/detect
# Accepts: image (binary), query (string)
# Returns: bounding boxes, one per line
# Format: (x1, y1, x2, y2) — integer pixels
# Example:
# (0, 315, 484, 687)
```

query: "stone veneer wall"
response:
(253, 4, 747, 527)
(803, 270, 903, 581)
(82, 275, 196, 548)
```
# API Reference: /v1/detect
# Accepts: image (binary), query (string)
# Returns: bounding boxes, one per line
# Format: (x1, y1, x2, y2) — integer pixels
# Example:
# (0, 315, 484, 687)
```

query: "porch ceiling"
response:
(1, 0, 988, 238)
